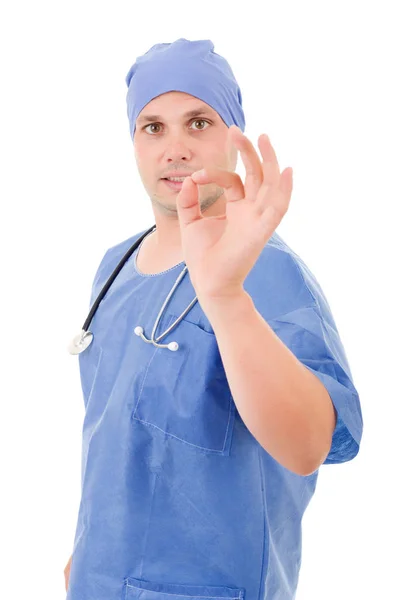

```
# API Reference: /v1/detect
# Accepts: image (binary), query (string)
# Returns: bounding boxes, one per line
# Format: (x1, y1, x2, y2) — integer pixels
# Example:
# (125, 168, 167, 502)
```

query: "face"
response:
(133, 91, 238, 217)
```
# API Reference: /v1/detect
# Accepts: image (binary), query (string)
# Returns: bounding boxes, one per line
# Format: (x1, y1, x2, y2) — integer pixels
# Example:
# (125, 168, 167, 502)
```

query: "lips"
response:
(162, 179, 185, 191)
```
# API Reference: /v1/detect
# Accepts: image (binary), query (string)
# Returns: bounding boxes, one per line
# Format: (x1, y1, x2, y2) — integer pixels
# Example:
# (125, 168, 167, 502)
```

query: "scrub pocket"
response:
(123, 577, 245, 600)
(132, 314, 236, 455)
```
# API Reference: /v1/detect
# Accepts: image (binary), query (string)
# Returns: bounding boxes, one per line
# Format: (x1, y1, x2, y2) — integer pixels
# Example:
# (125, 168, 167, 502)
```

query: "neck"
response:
(151, 219, 182, 253)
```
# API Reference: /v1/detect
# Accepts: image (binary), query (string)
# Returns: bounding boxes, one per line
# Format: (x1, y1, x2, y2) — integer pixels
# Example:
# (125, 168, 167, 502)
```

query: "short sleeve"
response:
(263, 249, 363, 466)
(86, 229, 149, 308)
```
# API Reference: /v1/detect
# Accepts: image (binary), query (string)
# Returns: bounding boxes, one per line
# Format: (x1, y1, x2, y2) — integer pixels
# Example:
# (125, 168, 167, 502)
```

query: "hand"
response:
(175, 125, 293, 304)
(64, 554, 72, 592)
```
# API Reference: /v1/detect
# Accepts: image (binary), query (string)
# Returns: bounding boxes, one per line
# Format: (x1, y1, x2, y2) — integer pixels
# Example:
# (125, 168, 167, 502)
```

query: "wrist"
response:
(199, 289, 254, 324)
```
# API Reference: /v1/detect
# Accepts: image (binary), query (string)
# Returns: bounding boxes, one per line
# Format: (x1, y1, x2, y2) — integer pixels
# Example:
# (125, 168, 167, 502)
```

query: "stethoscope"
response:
(68, 225, 199, 355)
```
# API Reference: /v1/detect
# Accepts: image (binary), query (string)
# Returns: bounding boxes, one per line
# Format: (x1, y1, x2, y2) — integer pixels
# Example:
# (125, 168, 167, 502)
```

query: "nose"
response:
(163, 131, 192, 162)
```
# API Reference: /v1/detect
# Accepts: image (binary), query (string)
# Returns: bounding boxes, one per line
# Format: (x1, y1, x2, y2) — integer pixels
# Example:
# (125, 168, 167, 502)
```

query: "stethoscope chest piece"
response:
(68, 330, 94, 355)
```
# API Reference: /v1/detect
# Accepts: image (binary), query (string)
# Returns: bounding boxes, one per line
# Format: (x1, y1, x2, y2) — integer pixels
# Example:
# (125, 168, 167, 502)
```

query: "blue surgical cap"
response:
(125, 38, 246, 141)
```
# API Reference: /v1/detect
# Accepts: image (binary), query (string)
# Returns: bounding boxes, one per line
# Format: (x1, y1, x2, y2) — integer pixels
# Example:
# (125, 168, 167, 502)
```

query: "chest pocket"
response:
(132, 313, 236, 455)
(124, 577, 245, 600)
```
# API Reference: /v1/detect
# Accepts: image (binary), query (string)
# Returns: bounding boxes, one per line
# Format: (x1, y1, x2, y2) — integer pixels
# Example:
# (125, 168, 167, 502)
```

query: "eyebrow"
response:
(137, 108, 215, 124)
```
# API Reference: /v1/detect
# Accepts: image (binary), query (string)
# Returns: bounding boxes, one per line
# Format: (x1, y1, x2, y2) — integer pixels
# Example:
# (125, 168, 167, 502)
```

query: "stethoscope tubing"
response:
(82, 224, 156, 333)
(68, 224, 198, 355)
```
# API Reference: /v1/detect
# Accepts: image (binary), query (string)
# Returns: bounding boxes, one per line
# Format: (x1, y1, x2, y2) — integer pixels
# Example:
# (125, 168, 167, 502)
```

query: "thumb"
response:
(176, 176, 202, 227)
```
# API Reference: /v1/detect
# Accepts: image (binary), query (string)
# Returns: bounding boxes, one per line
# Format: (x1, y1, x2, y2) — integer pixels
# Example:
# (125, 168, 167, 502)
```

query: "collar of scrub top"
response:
(68, 225, 199, 355)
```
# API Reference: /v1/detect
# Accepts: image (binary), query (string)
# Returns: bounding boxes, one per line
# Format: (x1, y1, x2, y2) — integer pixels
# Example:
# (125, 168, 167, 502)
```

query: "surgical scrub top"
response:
(67, 227, 363, 600)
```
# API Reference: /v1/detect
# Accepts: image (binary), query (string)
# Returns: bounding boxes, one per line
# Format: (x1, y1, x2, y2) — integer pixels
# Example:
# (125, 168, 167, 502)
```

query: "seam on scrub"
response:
(133, 240, 185, 278)
(220, 391, 233, 453)
(84, 346, 104, 408)
(137, 465, 160, 577)
(256, 443, 268, 600)
(258, 448, 309, 534)
(134, 418, 230, 455)
(135, 346, 160, 410)
(266, 305, 332, 349)
(285, 252, 319, 310)
(125, 586, 241, 599)
(133, 313, 176, 415)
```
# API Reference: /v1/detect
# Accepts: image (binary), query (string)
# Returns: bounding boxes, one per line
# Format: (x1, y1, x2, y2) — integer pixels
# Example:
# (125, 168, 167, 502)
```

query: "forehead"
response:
(136, 91, 218, 123)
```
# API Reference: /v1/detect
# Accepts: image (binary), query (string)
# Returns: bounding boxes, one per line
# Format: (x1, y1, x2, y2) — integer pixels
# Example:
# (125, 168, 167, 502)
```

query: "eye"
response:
(190, 119, 210, 130)
(143, 119, 210, 135)
(143, 123, 162, 134)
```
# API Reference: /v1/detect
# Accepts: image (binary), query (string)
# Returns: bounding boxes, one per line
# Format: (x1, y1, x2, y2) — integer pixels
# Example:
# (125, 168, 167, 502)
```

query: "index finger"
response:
(190, 166, 245, 203)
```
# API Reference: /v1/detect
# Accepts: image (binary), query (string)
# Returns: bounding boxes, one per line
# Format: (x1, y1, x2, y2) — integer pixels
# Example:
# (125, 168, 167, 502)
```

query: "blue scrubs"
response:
(67, 228, 363, 600)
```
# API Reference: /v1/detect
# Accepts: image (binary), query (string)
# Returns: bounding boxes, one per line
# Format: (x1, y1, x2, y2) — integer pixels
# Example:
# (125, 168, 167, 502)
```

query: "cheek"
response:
(134, 138, 150, 161)
(134, 149, 152, 177)
(212, 149, 230, 168)
(134, 146, 145, 164)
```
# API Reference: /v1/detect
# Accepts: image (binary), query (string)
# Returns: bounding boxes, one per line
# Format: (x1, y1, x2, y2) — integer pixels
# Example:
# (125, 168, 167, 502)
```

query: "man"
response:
(65, 38, 363, 599)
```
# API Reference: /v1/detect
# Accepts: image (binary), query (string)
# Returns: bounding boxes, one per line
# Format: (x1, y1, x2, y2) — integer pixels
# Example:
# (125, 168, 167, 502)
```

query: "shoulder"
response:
(88, 227, 152, 304)
(104, 227, 150, 262)
(98, 227, 152, 273)
(245, 231, 330, 320)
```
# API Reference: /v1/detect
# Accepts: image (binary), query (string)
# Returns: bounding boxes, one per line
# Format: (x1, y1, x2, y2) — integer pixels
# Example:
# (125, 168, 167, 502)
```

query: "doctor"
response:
(65, 38, 363, 600)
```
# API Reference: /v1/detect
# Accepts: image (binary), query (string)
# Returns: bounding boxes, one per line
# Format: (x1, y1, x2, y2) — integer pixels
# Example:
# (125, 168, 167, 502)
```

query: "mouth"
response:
(161, 177, 187, 191)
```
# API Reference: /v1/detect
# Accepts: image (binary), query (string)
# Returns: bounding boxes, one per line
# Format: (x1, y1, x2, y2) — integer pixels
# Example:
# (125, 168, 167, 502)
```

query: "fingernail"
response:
(192, 169, 206, 179)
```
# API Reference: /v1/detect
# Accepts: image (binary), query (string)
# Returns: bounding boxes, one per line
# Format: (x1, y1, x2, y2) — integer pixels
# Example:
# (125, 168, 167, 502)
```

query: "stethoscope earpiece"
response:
(134, 326, 179, 351)
(131, 263, 198, 352)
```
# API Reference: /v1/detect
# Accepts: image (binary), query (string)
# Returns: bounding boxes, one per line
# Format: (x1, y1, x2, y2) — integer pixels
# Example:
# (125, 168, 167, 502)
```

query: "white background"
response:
(1, 1, 415, 598)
